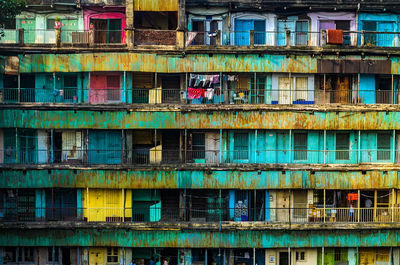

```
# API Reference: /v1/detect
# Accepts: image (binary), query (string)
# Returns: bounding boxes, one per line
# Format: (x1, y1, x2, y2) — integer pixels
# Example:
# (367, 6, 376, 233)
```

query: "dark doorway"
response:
(279, 252, 289, 265)
(161, 75, 180, 103)
(61, 248, 71, 265)
(53, 132, 62, 163)
(162, 130, 181, 163)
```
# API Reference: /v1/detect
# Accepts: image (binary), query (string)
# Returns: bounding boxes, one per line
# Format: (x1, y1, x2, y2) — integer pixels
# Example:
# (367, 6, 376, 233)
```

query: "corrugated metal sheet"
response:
(0, 169, 398, 190)
(17, 53, 317, 73)
(134, 0, 178, 11)
(1, 109, 400, 130)
(317, 59, 391, 74)
(1, 229, 399, 247)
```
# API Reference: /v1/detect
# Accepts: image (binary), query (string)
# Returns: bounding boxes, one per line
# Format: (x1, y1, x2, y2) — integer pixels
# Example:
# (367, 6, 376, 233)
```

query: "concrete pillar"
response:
(55, 28, 61, 47)
(348, 248, 357, 265)
(285, 30, 291, 47)
(176, 0, 186, 48)
(125, 0, 134, 47)
(390, 248, 400, 265)
(18, 28, 24, 46)
(249, 30, 255, 47)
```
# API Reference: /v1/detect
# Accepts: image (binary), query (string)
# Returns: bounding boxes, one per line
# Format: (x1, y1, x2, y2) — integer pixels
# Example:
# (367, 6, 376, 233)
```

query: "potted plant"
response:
(55, 17, 61, 29)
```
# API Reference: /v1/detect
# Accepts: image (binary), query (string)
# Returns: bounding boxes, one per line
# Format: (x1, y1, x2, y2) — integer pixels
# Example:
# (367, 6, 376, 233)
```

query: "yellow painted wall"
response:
(83, 189, 132, 222)
(134, 0, 178, 11)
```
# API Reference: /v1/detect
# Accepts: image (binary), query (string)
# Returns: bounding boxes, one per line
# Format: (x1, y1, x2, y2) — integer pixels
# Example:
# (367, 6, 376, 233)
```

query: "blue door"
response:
(377, 22, 394, 47)
(235, 19, 252, 45)
(235, 19, 266, 45)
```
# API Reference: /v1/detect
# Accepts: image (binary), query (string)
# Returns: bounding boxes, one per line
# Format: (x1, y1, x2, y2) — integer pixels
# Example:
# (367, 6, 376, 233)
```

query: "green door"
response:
(19, 18, 36, 44)
(61, 19, 78, 43)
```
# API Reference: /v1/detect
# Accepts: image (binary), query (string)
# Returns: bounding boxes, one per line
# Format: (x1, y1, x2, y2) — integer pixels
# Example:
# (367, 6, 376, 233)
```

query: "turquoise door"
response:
(233, 132, 249, 162)
(19, 18, 36, 44)
(235, 20, 266, 45)
(88, 131, 122, 164)
(235, 20, 252, 45)
(377, 22, 394, 47)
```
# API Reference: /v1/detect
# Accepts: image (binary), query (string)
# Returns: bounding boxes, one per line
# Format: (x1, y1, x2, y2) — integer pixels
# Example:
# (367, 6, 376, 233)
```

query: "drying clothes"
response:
(212, 75, 220, 84)
(228, 75, 237, 81)
(188, 88, 204, 99)
(205, 88, 214, 100)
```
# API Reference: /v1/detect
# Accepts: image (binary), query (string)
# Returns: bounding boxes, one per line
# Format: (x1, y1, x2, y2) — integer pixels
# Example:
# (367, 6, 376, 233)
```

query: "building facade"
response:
(1, 0, 400, 264)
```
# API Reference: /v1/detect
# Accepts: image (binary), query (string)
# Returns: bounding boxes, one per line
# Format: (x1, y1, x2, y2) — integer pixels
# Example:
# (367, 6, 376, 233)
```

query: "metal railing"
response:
(2, 29, 400, 48)
(1, 207, 399, 223)
(0, 88, 184, 104)
(1, 148, 395, 165)
(2, 88, 398, 105)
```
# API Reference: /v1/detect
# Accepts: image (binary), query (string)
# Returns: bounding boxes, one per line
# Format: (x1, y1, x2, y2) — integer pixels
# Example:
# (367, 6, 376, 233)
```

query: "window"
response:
(363, 21, 377, 45)
(47, 18, 55, 30)
(192, 133, 205, 159)
(107, 248, 119, 263)
(4, 247, 17, 262)
(336, 133, 350, 160)
(48, 247, 59, 263)
(18, 189, 36, 221)
(234, 133, 249, 160)
(295, 251, 305, 261)
(294, 133, 307, 160)
(18, 247, 34, 262)
(377, 133, 391, 161)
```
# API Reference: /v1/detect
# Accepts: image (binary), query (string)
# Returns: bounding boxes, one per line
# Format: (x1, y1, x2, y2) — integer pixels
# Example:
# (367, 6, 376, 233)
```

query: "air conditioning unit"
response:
(72, 32, 89, 44)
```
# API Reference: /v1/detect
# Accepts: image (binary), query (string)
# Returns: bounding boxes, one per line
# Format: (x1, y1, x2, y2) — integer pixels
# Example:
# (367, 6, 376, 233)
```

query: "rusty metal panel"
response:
(2, 109, 400, 130)
(318, 59, 391, 74)
(134, 0, 178, 11)
(0, 169, 397, 190)
(1, 229, 399, 248)
(5, 56, 19, 75)
(18, 53, 317, 73)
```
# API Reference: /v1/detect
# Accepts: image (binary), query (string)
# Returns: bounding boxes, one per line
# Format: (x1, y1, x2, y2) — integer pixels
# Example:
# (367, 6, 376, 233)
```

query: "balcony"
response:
(1, 88, 397, 105)
(1, 206, 399, 224)
(25, 0, 77, 5)
(1, 148, 396, 165)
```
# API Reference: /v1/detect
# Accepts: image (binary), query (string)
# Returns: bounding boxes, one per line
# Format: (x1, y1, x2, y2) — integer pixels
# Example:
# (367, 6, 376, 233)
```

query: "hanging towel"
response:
(212, 75, 220, 84)
(186, 32, 198, 46)
(205, 88, 214, 100)
(188, 88, 204, 99)
(327, 29, 343, 44)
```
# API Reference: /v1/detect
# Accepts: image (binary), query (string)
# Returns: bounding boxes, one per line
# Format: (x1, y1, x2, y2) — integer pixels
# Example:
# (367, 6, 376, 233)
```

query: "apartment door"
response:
(276, 191, 289, 222)
(19, 18, 36, 44)
(278, 252, 289, 265)
(278, 77, 292, 104)
(333, 76, 350, 103)
(292, 191, 307, 222)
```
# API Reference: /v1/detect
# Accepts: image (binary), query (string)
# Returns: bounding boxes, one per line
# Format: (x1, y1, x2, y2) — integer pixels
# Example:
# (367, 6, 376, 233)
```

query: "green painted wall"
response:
(0, 169, 398, 189)
(1, 229, 400, 248)
(1, 109, 400, 130)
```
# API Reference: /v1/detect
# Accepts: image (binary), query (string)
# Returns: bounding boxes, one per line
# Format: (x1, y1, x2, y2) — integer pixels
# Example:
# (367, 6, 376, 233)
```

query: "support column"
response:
(125, 0, 135, 47)
(176, 0, 186, 48)
(348, 248, 357, 265)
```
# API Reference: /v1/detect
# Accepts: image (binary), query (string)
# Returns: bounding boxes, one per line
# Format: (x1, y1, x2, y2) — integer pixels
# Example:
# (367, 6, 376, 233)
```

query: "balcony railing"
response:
(2, 28, 400, 48)
(1, 148, 395, 165)
(1, 88, 397, 105)
(0, 207, 399, 223)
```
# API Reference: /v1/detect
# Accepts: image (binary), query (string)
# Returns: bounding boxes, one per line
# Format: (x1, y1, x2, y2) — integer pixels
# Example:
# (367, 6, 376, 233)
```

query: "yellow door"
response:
(89, 248, 105, 265)
(359, 249, 375, 265)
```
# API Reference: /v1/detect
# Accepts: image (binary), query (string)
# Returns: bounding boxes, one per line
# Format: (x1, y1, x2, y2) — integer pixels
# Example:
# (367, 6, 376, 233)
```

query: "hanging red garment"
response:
(188, 88, 205, 99)
(327, 30, 343, 44)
